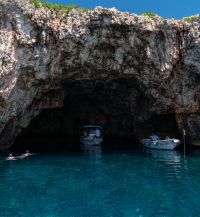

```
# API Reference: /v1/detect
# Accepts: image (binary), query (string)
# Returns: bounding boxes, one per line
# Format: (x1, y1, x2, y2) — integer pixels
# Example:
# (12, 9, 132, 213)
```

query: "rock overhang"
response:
(1, 0, 200, 146)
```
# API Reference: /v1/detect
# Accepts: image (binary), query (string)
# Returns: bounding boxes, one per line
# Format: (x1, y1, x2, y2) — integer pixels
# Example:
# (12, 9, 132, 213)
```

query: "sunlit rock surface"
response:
(1, 0, 200, 146)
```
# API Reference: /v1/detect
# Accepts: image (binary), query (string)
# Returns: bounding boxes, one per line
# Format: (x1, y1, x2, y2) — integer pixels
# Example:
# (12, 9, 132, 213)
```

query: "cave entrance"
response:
(13, 79, 181, 151)
(137, 114, 181, 139)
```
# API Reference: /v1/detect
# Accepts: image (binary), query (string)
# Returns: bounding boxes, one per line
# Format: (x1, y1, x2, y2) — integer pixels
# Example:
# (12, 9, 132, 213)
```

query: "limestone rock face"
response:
(1, 0, 200, 146)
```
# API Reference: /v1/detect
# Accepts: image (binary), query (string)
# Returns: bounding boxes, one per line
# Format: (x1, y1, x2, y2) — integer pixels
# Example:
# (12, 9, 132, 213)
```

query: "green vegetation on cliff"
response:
(183, 15, 200, 22)
(142, 12, 157, 17)
(29, 0, 89, 14)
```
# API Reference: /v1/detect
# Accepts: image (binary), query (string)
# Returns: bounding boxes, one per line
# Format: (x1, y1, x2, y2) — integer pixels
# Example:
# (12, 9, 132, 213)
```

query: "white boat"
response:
(140, 138, 180, 150)
(80, 125, 103, 145)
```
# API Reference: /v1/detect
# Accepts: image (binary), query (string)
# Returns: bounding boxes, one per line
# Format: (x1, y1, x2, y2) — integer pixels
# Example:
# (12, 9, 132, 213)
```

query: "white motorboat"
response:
(140, 138, 180, 150)
(80, 125, 103, 145)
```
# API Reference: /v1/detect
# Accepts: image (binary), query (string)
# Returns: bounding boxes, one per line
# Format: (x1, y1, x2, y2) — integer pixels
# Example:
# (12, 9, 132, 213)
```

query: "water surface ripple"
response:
(0, 144, 200, 217)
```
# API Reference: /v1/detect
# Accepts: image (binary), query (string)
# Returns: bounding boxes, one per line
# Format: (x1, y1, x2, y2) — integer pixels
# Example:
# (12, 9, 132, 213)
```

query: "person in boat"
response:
(7, 153, 15, 160)
(84, 130, 87, 137)
(165, 136, 170, 140)
(93, 128, 101, 140)
(149, 134, 160, 141)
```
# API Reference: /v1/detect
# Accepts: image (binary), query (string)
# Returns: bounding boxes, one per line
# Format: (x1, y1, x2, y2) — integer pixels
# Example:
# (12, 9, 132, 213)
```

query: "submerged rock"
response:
(1, 0, 200, 146)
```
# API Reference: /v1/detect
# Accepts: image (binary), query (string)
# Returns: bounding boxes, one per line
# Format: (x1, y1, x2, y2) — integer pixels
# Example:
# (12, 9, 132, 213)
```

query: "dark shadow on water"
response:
(13, 135, 134, 150)
(12, 136, 81, 153)
(7, 135, 200, 159)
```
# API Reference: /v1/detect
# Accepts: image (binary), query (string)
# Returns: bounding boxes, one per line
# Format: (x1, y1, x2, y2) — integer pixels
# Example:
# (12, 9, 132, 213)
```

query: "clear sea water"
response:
(1, 141, 200, 217)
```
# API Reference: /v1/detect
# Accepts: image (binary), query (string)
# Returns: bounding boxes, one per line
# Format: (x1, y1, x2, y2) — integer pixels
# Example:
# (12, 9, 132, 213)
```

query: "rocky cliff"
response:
(1, 0, 200, 147)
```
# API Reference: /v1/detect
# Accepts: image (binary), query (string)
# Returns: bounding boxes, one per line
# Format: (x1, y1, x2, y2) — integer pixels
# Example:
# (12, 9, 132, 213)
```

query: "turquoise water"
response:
(1, 143, 200, 217)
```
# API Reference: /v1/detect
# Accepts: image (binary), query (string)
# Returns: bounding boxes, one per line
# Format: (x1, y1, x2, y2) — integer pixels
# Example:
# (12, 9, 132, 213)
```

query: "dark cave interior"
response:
(13, 79, 181, 151)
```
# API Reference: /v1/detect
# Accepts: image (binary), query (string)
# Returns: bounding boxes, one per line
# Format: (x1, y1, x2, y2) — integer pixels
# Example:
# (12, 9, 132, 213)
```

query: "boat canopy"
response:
(82, 125, 102, 129)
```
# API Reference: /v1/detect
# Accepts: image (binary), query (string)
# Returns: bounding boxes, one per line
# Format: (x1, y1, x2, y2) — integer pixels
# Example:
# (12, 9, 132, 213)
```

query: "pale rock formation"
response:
(1, 0, 200, 146)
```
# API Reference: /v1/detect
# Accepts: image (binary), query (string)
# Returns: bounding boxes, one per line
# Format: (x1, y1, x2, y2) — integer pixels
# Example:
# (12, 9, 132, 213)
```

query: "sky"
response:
(48, 0, 200, 19)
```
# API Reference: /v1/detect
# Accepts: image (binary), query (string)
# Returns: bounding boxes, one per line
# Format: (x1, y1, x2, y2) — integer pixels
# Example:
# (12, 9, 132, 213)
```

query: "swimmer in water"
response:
(24, 150, 31, 157)
(19, 150, 34, 159)
(7, 153, 16, 161)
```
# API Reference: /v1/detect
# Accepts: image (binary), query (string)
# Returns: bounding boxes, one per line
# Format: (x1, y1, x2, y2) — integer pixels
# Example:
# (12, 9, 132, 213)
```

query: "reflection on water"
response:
(80, 143, 102, 162)
(143, 148, 181, 163)
(81, 143, 102, 156)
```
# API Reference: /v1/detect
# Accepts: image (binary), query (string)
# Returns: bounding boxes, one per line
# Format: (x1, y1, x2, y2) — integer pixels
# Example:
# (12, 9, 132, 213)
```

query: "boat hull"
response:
(80, 136, 103, 145)
(140, 139, 180, 150)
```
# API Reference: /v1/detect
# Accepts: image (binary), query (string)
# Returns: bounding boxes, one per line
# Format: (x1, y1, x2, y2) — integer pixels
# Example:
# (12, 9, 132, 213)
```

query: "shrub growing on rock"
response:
(143, 12, 157, 17)
(29, 0, 89, 14)
(183, 15, 200, 22)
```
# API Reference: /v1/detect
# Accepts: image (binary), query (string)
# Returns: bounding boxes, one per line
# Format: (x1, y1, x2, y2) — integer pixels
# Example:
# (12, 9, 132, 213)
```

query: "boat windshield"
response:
(89, 129, 97, 134)
(81, 126, 102, 136)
